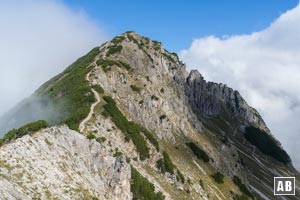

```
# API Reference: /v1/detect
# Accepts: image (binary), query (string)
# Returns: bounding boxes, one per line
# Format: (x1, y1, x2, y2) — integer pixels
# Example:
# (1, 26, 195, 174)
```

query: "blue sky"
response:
(64, 0, 298, 52)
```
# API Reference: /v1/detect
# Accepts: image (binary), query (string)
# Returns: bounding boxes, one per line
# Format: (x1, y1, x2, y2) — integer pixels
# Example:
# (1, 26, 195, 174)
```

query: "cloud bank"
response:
(0, 0, 106, 116)
(180, 5, 300, 169)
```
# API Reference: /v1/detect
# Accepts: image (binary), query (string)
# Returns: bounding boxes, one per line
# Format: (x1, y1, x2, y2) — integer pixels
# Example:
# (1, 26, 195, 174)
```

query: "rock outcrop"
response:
(0, 126, 131, 200)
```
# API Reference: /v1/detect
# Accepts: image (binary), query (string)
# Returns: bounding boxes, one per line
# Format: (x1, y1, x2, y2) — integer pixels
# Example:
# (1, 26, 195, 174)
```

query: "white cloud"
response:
(179, 5, 300, 169)
(0, 0, 107, 115)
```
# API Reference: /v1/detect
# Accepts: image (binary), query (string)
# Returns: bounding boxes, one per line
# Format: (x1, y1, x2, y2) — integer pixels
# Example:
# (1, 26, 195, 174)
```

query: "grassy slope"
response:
(36, 47, 100, 131)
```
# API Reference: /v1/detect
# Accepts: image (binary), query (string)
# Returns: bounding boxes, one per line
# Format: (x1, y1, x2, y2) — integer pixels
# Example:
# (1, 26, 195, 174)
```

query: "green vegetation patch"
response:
(186, 142, 210, 162)
(96, 136, 106, 144)
(131, 166, 165, 200)
(156, 151, 175, 174)
(0, 120, 49, 146)
(233, 176, 253, 199)
(111, 35, 125, 44)
(211, 172, 224, 184)
(176, 169, 185, 183)
(156, 151, 184, 183)
(102, 95, 159, 160)
(106, 45, 123, 56)
(96, 59, 131, 72)
(162, 52, 176, 63)
(114, 149, 123, 157)
(87, 133, 96, 140)
(244, 126, 290, 164)
(38, 47, 100, 131)
(92, 84, 104, 94)
(127, 33, 140, 46)
(126, 33, 154, 62)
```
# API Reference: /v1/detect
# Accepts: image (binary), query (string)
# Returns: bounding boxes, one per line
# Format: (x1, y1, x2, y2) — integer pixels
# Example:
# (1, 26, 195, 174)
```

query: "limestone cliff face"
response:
(185, 70, 268, 132)
(0, 32, 299, 200)
(0, 126, 131, 200)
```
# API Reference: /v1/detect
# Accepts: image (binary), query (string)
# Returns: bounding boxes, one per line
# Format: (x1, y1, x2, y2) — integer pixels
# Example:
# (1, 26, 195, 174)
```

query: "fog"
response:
(0, 0, 107, 133)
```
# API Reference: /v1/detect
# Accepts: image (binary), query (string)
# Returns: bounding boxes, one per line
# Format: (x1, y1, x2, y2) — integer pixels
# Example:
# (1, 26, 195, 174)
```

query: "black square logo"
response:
(274, 177, 295, 195)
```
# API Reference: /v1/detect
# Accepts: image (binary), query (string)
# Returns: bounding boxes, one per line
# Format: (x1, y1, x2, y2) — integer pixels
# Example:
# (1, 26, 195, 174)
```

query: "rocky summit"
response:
(0, 32, 299, 200)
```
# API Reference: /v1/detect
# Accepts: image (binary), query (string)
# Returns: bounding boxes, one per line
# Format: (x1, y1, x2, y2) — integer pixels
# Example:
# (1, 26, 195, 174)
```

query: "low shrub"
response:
(114, 149, 123, 157)
(87, 133, 96, 140)
(186, 142, 210, 162)
(102, 95, 159, 160)
(96, 137, 106, 143)
(97, 59, 131, 72)
(233, 176, 253, 199)
(92, 85, 104, 94)
(106, 45, 122, 56)
(211, 172, 224, 184)
(131, 166, 165, 200)
(156, 151, 175, 175)
(111, 36, 125, 44)
(177, 169, 185, 183)
(0, 120, 49, 146)
(244, 126, 290, 164)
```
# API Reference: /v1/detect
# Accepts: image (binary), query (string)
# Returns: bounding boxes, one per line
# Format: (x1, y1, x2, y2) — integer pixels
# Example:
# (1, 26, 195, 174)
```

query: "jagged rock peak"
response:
(187, 69, 204, 81)
(185, 69, 269, 132)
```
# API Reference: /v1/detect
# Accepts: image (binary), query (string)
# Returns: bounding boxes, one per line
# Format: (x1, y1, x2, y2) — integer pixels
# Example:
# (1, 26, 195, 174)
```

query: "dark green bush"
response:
(0, 120, 49, 146)
(103, 95, 159, 160)
(244, 126, 290, 164)
(156, 151, 175, 174)
(127, 34, 140, 46)
(186, 142, 210, 162)
(162, 151, 174, 174)
(96, 137, 106, 143)
(131, 167, 165, 200)
(177, 169, 185, 183)
(106, 45, 123, 56)
(111, 36, 125, 44)
(96, 59, 131, 72)
(138, 126, 159, 151)
(92, 85, 104, 94)
(114, 150, 123, 157)
(211, 172, 224, 184)
(233, 176, 253, 199)
(87, 133, 96, 140)
(130, 85, 141, 92)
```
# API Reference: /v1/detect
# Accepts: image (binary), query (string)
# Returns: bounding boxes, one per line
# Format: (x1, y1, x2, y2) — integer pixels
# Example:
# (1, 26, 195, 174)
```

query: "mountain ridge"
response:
(0, 31, 299, 200)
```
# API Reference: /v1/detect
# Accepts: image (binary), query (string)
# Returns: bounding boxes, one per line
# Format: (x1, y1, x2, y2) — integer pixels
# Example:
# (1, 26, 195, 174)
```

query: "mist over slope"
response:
(0, 0, 106, 118)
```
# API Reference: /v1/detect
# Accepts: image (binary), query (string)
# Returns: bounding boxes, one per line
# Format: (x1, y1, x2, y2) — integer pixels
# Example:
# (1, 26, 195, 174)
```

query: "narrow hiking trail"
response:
(79, 66, 101, 133)
(79, 88, 101, 133)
